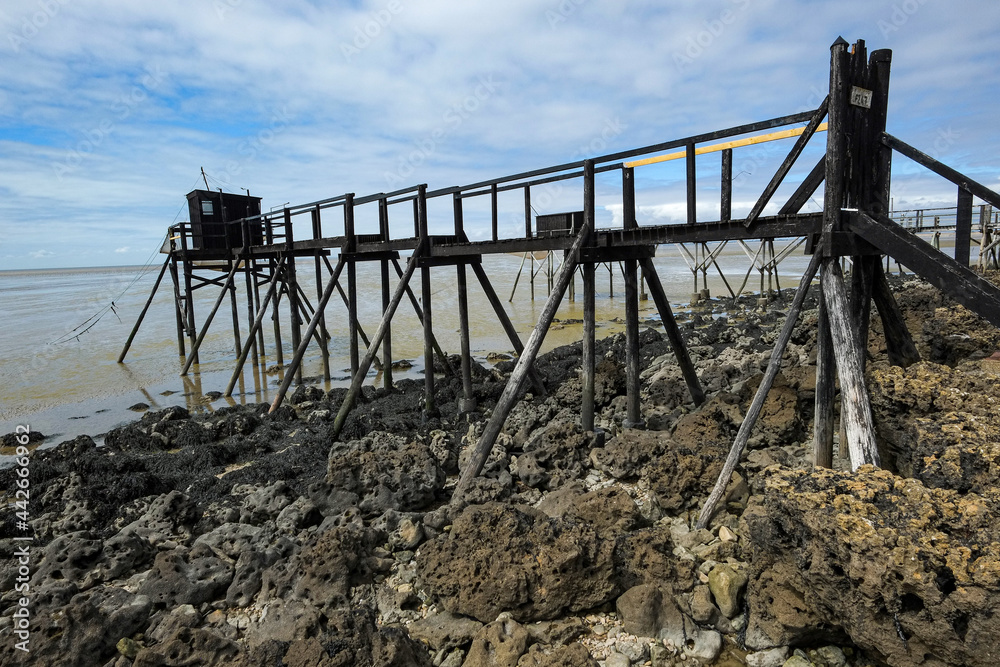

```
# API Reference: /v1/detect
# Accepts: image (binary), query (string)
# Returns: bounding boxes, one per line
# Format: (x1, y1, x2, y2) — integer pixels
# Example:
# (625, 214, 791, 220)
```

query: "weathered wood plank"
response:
(821, 258, 880, 470)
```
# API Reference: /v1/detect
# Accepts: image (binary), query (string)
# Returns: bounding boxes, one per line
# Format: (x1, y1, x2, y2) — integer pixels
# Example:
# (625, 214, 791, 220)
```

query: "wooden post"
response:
(822, 37, 850, 251)
(269, 258, 346, 413)
(453, 227, 589, 502)
(118, 256, 170, 363)
(686, 142, 697, 225)
(956, 186, 973, 266)
(313, 207, 330, 382)
(639, 258, 706, 406)
(379, 196, 393, 390)
(582, 261, 596, 432)
(418, 185, 436, 417)
(872, 267, 920, 368)
(491, 183, 499, 242)
(392, 258, 454, 376)
(455, 192, 476, 413)
(225, 255, 287, 396)
(241, 225, 260, 367)
(332, 246, 424, 440)
(822, 258, 880, 470)
(380, 258, 394, 390)
(181, 259, 242, 375)
(721, 149, 732, 224)
(182, 255, 198, 365)
(345, 200, 360, 378)
(697, 251, 821, 529)
(524, 186, 532, 239)
(284, 209, 302, 384)
(624, 257, 643, 428)
(270, 258, 285, 369)
(228, 259, 243, 359)
(813, 284, 835, 468)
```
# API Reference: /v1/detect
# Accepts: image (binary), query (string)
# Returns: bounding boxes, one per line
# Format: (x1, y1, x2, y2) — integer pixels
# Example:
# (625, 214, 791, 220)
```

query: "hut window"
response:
(201, 200, 214, 216)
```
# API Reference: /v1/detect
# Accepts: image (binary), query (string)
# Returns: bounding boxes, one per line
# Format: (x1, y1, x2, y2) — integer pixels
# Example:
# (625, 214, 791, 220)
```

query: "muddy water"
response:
(0, 246, 817, 443)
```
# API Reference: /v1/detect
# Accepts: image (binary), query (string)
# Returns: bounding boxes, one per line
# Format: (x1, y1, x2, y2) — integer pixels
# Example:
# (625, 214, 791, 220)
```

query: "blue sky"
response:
(1, 0, 998, 269)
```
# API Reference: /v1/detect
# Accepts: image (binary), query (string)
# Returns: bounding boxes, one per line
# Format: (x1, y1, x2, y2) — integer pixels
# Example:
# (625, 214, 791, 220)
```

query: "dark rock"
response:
(23, 586, 151, 667)
(463, 618, 530, 667)
(742, 465, 1000, 667)
(407, 610, 484, 651)
(137, 549, 233, 609)
(132, 628, 239, 667)
(259, 522, 382, 616)
(517, 642, 599, 666)
(326, 433, 445, 518)
(417, 503, 619, 623)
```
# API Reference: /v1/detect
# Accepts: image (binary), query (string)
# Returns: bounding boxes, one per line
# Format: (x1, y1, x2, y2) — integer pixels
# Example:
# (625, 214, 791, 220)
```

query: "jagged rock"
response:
(417, 503, 619, 623)
(517, 642, 599, 666)
(239, 480, 295, 524)
(589, 430, 671, 480)
(22, 586, 151, 667)
(615, 584, 721, 660)
(708, 563, 747, 618)
(326, 433, 445, 518)
(869, 361, 1000, 494)
(535, 483, 643, 533)
(233, 607, 432, 666)
(118, 490, 198, 548)
(742, 466, 1000, 667)
(463, 618, 530, 667)
(406, 610, 484, 651)
(132, 628, 239, 667)
(244, 599, 323, 647)
(641, 435, 728, 513)
(259, 522, 382, 616)
(513, 420, 597, 490)
(523, 618, 587, 646)
(146, 605, 201, 644)
(138, 549, 233, 609)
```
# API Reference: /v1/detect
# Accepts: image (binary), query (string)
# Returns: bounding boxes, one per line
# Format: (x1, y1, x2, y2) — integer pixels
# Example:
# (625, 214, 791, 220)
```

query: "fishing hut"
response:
(120, 38, 1000, 517)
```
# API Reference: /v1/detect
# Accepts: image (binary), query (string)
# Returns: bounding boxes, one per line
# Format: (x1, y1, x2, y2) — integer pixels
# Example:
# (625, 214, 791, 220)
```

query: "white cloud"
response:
(0, 0, 998, 268)
(115, 246, 130, 253)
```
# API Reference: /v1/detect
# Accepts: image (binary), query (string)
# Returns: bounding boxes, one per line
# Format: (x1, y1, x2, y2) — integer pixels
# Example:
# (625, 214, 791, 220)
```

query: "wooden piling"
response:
(269, 258, 346, 413)
(813, 288, 835, 468)
(119, 256, 170, 363)
(821, 258, 880, 470)
(180, 260, 242, 375)
(697, 251, 821, 529)
(581, 261, 596, 432)
(452, 227, 588, 503)
(225, 255, 287, 397)
(332, 246, 424, 440)
(169, 257, 186, 356)
(871, 266, 920, 368)
(638, 258, 706, 406)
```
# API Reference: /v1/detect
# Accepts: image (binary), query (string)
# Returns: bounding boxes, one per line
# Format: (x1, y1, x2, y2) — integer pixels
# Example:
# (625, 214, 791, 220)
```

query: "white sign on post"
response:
(850, 86, 873, 109)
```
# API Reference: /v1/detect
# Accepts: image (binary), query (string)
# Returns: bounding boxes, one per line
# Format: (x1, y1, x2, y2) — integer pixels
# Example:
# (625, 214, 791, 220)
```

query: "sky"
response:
(1, 0, 999, 270)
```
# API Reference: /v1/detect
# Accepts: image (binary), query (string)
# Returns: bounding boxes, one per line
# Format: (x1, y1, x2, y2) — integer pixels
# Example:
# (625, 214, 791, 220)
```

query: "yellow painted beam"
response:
(624, 123, 828, 169)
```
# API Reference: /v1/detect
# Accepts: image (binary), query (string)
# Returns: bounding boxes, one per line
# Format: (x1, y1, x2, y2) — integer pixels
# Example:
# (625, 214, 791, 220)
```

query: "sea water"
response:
(0, 245, 816, 445)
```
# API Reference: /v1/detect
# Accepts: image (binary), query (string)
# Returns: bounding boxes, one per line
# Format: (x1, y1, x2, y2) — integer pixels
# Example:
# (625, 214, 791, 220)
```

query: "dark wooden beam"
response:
(882, 133, 1000, 211)
(745, 97, 829, 228)
(778, 156, 825, 215)
(871, 266, 920, 368)
(849, 211, 1000, 329)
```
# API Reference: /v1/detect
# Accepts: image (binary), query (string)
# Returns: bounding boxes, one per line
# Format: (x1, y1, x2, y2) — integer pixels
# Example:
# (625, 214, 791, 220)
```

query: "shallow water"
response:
(0, 244, 818, 444)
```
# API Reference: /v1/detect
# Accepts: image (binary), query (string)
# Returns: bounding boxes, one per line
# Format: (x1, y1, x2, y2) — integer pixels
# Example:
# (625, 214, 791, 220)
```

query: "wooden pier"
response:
(120, 38, 1000, 514)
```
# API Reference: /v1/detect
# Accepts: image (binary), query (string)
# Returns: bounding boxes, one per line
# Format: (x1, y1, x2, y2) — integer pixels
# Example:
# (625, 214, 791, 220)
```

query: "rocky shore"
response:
(1, 273, 999, 667)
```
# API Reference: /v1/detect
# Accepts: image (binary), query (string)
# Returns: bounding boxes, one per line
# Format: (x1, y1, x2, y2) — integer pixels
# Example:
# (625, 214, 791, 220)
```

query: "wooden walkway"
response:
(119, 38, 1000, 518)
